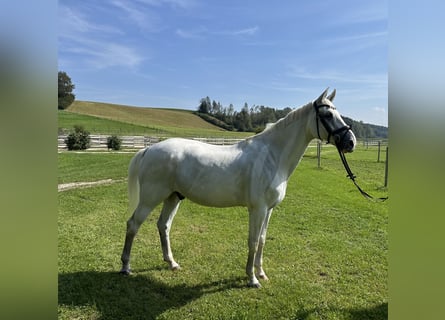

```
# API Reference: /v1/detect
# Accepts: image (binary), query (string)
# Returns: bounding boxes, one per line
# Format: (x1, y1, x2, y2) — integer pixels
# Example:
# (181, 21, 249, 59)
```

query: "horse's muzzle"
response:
(335, 130, 356, 153)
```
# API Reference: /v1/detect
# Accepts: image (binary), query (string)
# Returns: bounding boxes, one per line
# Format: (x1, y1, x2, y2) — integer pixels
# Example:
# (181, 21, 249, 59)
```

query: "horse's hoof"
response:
(258, 274, 269, 281)
(119, 269, 131, 275)
(170, 264, 181, 271)
(247, 281, 262, 289)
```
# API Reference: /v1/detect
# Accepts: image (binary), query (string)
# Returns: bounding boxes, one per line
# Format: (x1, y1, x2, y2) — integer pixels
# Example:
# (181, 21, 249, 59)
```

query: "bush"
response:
(64, 125, 91, 150)
(106, 135, 122, 150)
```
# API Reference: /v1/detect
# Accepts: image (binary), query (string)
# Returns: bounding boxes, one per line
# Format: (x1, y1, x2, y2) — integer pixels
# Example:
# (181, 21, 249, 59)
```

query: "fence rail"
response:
(362, 139, 388, 147)
(58, 135, 244, 150)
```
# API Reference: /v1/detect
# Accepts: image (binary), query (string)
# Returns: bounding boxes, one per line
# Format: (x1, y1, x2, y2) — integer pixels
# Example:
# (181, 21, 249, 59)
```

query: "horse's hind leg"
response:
(120, 203, 155, 275)
(157, 193, 182, 270)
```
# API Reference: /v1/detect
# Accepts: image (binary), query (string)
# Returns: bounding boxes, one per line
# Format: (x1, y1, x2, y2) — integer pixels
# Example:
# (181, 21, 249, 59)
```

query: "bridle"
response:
(313, 101, 388, 202)
(313, 101, 351, 145)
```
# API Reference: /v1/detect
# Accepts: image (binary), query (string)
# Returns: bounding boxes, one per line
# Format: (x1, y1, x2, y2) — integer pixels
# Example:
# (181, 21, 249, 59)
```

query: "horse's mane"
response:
(261, 101, 313, 134)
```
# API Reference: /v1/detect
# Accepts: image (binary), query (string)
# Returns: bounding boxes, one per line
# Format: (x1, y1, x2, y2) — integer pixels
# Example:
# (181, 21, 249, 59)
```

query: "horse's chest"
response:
(258, 178, 287, 208)
(272, 180, 287, 205)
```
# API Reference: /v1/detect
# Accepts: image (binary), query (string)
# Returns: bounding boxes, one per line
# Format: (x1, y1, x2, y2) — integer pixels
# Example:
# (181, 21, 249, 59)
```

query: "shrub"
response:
(64, 125, 91, 150)
(106, 135, 122, 150)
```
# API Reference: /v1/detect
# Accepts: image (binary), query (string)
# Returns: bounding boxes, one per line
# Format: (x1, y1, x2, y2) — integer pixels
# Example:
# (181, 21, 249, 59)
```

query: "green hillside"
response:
(59, 101, 252, 138)
(59, 100, 386, 139)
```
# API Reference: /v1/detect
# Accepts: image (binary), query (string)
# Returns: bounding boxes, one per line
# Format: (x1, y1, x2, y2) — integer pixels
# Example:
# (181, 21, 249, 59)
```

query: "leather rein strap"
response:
(314, 101, 388, 202)
(336, 145, 388, 202)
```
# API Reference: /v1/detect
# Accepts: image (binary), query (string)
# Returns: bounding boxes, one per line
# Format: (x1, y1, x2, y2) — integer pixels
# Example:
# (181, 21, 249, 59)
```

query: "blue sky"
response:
(59, 0, 387, 126)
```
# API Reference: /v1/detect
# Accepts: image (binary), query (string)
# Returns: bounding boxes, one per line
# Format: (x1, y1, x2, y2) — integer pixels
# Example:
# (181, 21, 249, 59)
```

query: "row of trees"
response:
(342, 116, 388, 139)
(197, 96, 388, 138)
(197, 96, 292, 133)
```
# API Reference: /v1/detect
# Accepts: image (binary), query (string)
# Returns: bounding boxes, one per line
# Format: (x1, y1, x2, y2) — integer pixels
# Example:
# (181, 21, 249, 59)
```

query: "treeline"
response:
(195, 96, 387, 138)
(342, 116, 388, 139)
(196, 96, 292, 133)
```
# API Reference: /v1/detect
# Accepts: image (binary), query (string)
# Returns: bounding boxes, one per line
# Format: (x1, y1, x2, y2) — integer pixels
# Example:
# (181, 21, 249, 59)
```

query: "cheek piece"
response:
(313, 101, 351, 147)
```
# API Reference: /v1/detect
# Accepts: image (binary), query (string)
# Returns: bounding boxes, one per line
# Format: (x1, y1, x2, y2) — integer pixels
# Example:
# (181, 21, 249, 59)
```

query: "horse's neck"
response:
(257, 103, 313, 178)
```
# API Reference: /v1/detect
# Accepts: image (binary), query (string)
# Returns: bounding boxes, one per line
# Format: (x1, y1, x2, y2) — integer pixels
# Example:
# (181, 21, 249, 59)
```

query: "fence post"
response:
(384, 146, 388, 187)
(377, 141, 381, 162)
(317, 140, 321, 168)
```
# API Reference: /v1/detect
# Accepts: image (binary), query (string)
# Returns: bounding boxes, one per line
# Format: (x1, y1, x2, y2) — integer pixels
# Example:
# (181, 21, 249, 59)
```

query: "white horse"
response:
(120, 88, 356, 288)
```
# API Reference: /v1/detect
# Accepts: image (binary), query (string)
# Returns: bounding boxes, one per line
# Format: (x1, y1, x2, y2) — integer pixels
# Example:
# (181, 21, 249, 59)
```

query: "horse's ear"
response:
(327, 88, 336, 102)
(316, 88, 329, 104)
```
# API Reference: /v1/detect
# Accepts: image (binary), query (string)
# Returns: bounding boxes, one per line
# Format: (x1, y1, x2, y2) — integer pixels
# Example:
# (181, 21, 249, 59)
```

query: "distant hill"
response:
(66, 101, 224, 130)
(60, 100, 387, 139)
(342, 116, 388, 139)
(60, 101, 252, 138)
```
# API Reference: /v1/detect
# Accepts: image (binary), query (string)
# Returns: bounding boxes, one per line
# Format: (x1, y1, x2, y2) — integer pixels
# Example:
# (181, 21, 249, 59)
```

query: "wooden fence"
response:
(58, 135, 388, 151)
(58, 135, 244, 150)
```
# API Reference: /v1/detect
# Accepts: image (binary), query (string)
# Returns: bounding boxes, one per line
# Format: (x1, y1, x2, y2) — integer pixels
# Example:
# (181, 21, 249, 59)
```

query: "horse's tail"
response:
(127, 148, 146, 215)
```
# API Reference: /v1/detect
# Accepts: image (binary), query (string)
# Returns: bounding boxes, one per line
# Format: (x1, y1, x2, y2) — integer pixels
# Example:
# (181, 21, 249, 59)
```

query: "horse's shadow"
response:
(292, 303, 388, 320)
(58, 270, 245, 319)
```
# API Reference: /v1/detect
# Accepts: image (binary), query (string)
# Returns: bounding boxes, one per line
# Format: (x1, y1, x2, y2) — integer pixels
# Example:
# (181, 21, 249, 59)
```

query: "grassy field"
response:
(58, 111, 167, 136)
(58, 144, 388, 319)
(60, 101, 252, 138)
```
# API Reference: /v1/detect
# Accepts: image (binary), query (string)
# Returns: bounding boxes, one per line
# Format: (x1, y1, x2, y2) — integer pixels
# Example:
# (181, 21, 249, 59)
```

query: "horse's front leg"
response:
(157, 193, 182, 270)
(246, 206, 268, 288)
(254, 208, 273, 281)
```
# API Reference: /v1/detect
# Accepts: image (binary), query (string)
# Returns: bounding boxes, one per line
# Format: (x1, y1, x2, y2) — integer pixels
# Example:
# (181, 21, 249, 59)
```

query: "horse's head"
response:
(312, 88, 356, 153)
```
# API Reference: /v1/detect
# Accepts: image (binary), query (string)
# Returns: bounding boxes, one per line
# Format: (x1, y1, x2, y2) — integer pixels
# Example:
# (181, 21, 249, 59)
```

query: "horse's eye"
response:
(324, 113, 333, 119)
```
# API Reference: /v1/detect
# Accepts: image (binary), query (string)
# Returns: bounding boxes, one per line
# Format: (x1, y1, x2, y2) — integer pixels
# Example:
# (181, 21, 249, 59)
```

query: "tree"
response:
(58, 71, 75, 109)
(198, 96, 211, 114)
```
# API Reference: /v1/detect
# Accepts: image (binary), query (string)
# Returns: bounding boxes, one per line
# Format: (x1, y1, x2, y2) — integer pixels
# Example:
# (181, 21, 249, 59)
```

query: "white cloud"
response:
(137, 0, 197, 9)
(373, 106, 386, 114)
(59, 4, 144, 69)
(176, 25, 259, 39)
(176, 28, 205, 39)
(62, 41, 145, 69)
(111, 0, 161, 32)
(59, 6, 124, 36)
(323, 31, 387, 45)
(224, 26, 259, 36)
(328, 2, 387, 26)
(287, 67, 387, 86)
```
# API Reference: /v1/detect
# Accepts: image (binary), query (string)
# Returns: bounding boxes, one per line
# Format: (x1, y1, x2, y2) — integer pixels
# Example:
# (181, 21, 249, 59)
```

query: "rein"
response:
(336, 145, 388, 202)
(313, 101, 388, 202)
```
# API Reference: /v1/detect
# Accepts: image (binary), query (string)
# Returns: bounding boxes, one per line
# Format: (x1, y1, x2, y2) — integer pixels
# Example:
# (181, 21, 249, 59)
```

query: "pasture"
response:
(60, 101, 252, 138)
(58, 144, 387, 319)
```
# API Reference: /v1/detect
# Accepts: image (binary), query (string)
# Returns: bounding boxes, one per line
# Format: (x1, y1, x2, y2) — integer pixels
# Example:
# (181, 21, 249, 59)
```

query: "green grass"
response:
(60, 101, 252, 138)
(58, 144, 387, 319)
(58, 152, 134, 184)
(58, 111, 169, 136)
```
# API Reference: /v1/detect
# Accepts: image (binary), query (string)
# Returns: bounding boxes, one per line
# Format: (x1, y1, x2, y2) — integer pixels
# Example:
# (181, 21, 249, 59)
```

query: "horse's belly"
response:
(185, 190, 244, 208)
(175, 168, 246, 207)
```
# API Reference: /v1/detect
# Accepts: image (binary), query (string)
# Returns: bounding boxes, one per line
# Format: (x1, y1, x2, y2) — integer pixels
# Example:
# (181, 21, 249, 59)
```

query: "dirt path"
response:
(58, 178, 125, 192)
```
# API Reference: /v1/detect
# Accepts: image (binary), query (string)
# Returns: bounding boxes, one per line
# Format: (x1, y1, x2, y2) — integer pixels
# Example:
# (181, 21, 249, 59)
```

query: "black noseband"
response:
(313, 101, 351, 146)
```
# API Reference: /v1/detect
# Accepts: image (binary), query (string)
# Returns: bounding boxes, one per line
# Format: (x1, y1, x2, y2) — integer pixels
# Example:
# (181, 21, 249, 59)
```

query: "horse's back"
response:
(144, 137, 241, 165)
